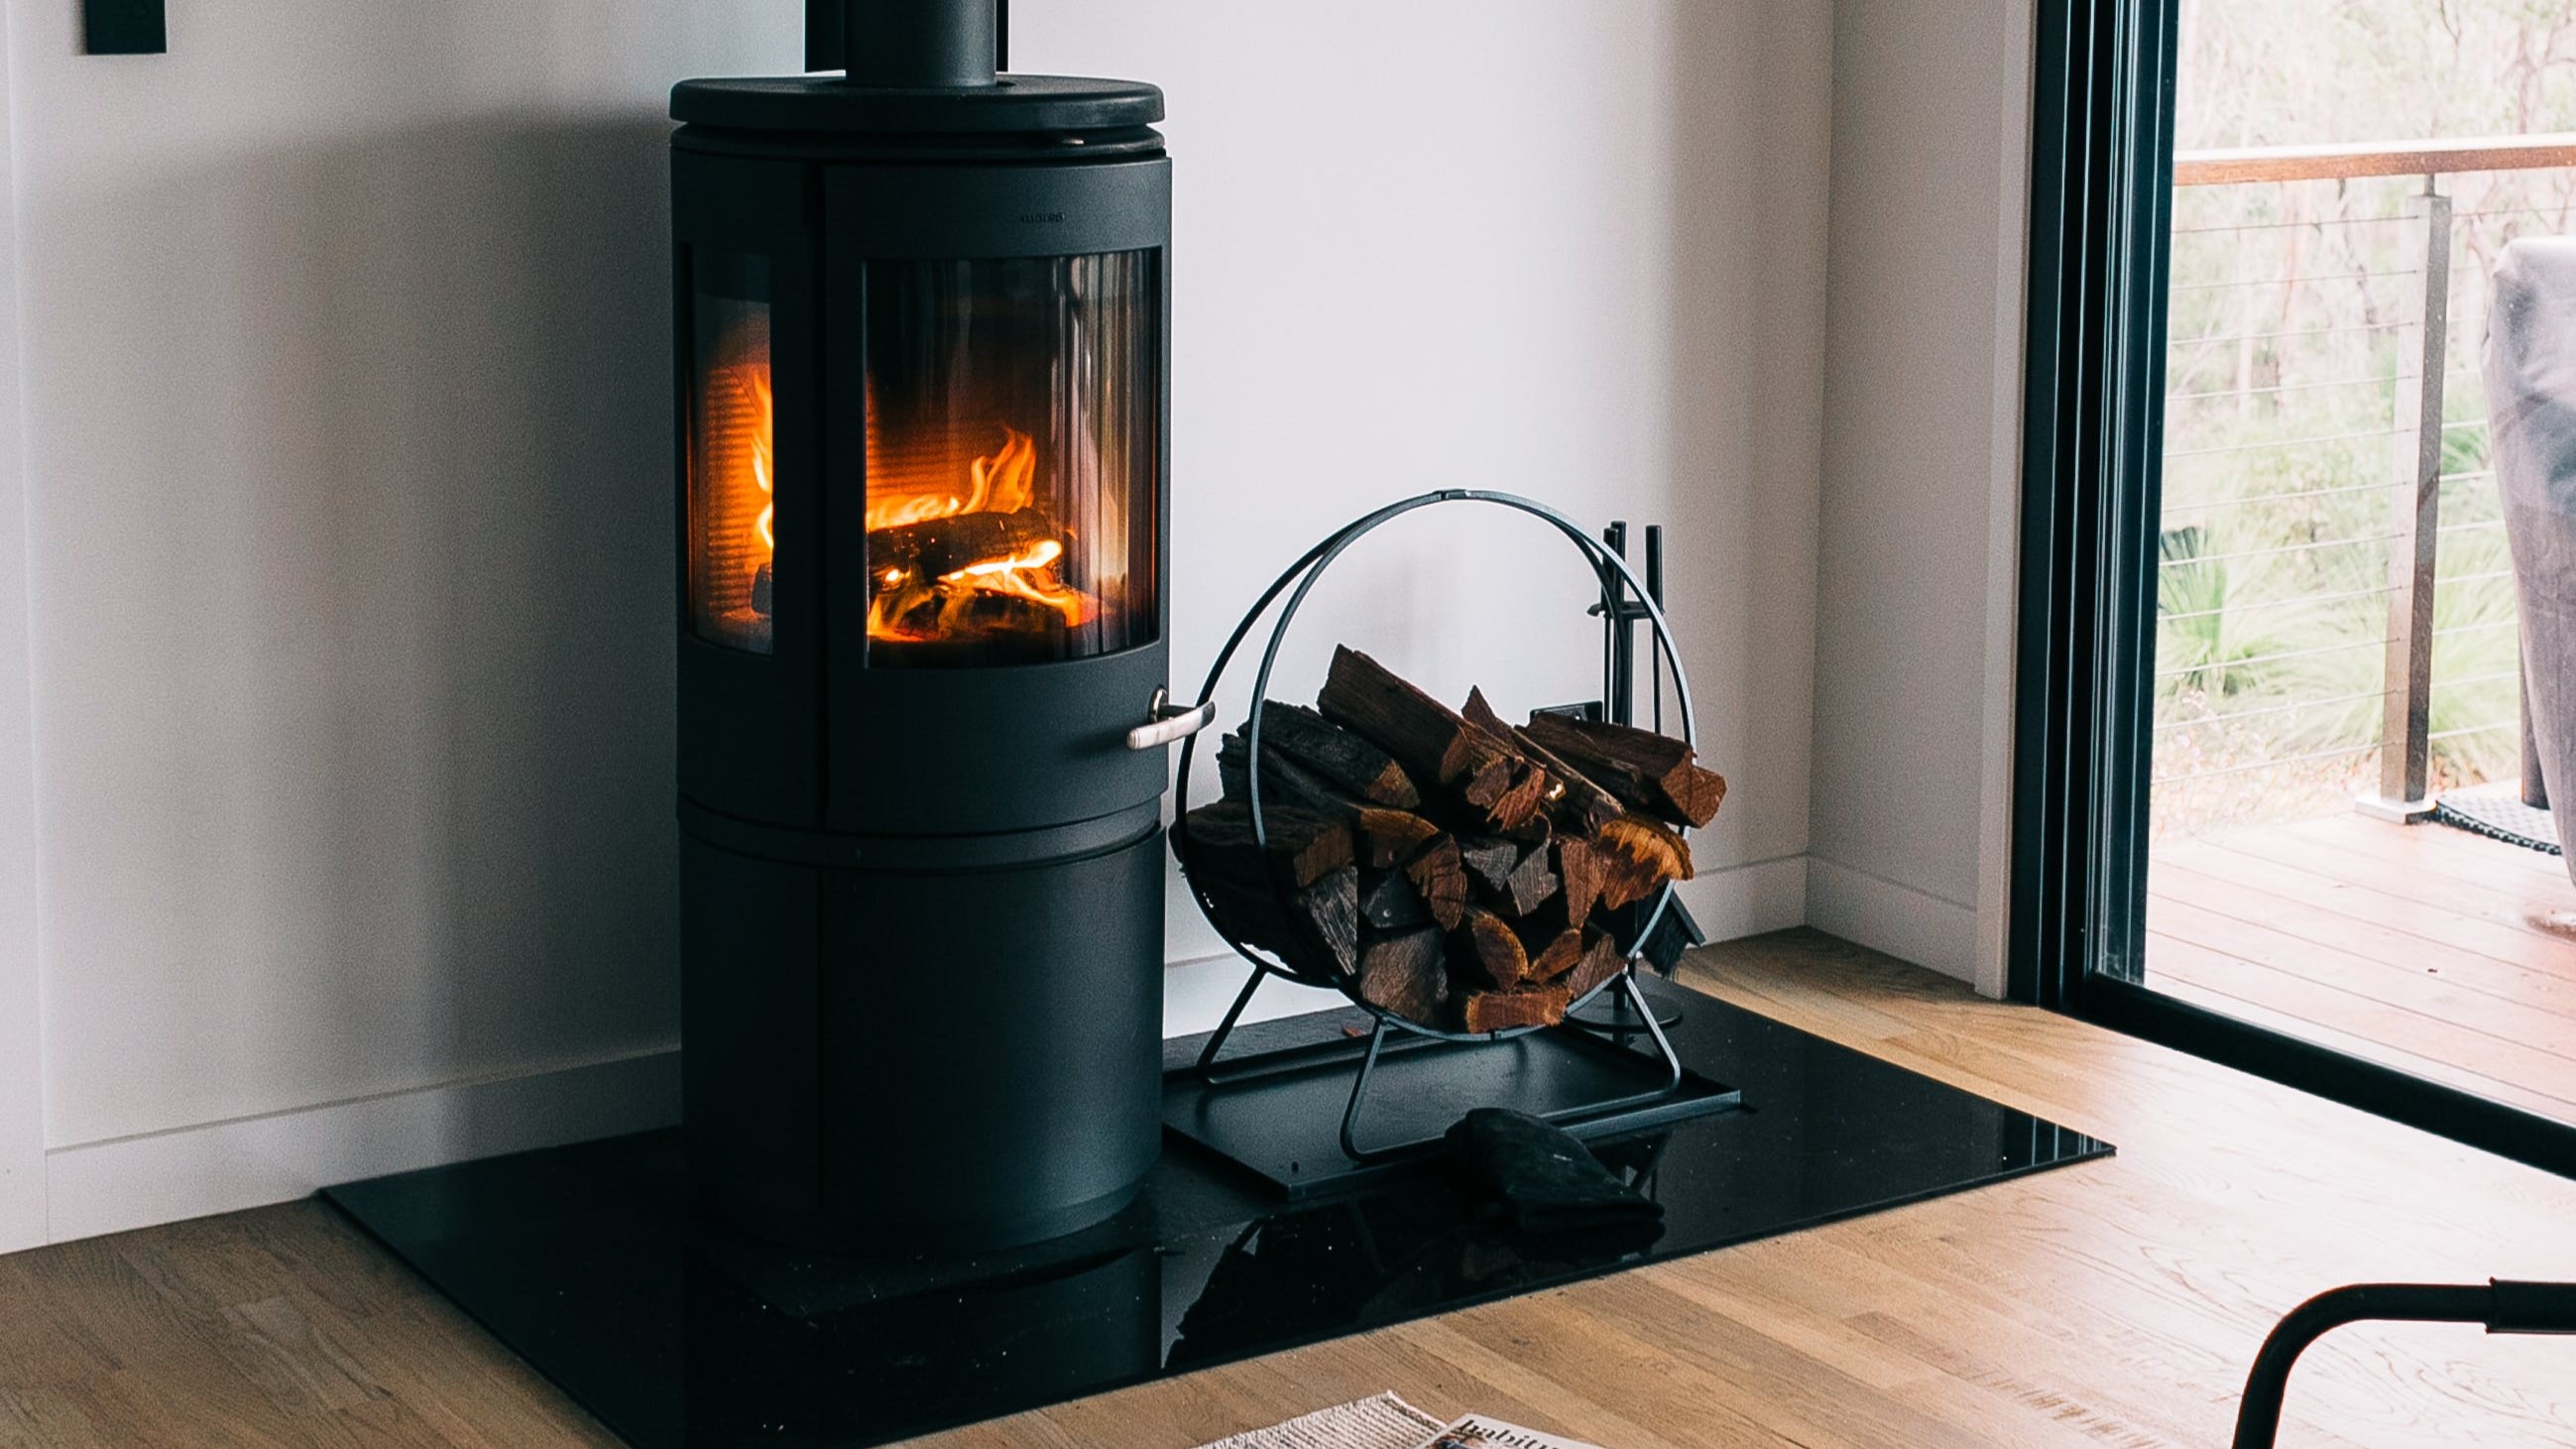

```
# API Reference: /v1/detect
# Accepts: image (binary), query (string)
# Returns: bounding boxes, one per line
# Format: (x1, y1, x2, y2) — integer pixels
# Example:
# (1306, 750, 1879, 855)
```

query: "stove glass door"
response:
(862, 251, 1158, 668)
(687, 251, 777, 655)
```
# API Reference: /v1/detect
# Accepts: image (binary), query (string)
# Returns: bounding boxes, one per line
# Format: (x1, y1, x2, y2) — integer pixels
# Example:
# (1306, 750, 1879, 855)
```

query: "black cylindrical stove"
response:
(671, 0, 1174, 1252)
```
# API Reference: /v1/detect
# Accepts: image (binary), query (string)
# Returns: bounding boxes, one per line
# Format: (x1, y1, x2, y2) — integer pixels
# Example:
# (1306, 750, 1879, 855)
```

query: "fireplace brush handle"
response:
(1127, 689, 1217, 751)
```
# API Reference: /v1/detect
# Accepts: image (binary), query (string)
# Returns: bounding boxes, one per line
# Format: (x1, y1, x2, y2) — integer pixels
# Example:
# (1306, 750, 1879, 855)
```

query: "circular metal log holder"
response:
(1171, 489, 1699, 1160)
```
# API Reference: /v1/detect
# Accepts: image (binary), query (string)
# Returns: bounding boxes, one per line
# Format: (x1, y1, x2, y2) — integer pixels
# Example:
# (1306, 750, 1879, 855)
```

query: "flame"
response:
(720, 363, 776, 560)
(865, 425, 1097, 646)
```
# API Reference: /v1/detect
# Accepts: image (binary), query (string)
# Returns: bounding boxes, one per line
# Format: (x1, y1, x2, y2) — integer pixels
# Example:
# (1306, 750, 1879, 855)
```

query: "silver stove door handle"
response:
(1126, 689, 1217, 751)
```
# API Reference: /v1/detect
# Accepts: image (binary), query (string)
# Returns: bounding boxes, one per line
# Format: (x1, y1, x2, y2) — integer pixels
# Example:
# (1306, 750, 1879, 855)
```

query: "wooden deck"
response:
(2150, 814, 2576, 1123)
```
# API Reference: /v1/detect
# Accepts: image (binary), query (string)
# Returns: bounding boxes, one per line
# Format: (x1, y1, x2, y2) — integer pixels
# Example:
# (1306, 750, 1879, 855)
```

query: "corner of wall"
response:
(0, 0, 49, 1257)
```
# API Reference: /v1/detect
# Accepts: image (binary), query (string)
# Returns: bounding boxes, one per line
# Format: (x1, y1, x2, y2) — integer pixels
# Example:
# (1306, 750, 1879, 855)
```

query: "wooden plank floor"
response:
(2152, 815, 2576, 1124)
(8, 928, 2576, 1447)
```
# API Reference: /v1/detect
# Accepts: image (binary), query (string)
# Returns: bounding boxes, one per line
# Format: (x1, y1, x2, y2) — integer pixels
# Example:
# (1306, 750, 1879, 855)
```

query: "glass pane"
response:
(863, 251, 1158, 668)
(690, 252, 775, 654)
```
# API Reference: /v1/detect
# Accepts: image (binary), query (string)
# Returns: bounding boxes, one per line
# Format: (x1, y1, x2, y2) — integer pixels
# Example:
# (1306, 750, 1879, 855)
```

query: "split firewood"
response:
(1464, 688, 1622, 836)
(1252, 701, 1420, 809)
(1355, 809, 1441, 870)
(1217, 731, 1356, 819)
(1453, 906, 1533, 990)
(1191, 866, 1359, 980)
(1218, 732, 1445, 880)
(1403, 835, 1468, 930)
(1499, 843, 1561, 917)
(1457, 836, 1519, 896)
(1175, 800, 1352, 889)
(1358, 868, 1431, 929)
(1562, 929, 1628, 1001)
(1521, 711, 1727, 829)
(1524, 926, 1586, 983)
(1318, 648, 1556, 832)
(1591, 813, 1695, 909)
(1554, 837, 1605, 924)
(1356, 926, 1448, 1025)
(1461, 981, 1574, 1034)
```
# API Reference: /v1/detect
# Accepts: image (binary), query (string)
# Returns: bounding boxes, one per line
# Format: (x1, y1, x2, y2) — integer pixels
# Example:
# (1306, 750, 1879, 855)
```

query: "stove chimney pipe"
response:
(806, 0, 1003, 87)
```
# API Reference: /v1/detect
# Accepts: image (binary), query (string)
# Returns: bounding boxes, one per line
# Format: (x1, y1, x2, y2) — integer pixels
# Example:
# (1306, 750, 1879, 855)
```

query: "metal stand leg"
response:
(1334, 971, 1687, 1163)
(1195, 966, 1270, 1072)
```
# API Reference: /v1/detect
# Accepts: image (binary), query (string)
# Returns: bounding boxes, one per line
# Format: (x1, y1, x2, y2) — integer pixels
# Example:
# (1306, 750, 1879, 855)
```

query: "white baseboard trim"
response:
(1805, 856, 1978, 983)
(42, 1045, 680, 1246)
(1161, 853, 1814, 1040)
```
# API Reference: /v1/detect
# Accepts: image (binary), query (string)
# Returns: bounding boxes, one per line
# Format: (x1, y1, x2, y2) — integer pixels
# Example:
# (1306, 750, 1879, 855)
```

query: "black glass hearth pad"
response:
(324, 978, 2110, 1449)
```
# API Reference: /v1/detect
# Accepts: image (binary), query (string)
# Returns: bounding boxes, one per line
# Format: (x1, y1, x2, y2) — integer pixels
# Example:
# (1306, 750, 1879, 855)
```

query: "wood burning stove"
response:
(672, 0, 1188, 1252)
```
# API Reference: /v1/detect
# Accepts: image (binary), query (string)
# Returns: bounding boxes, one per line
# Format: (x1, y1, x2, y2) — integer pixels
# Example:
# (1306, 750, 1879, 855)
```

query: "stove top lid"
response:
(670, 73, 1163, 137)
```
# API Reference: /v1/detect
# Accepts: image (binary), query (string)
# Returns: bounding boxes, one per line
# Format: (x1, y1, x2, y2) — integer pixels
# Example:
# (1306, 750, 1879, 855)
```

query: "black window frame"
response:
(2010, 0, 2576, 1179)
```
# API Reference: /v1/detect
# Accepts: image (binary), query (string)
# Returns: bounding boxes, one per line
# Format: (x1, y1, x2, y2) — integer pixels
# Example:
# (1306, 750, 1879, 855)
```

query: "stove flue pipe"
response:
(806, 0, 1006, 85)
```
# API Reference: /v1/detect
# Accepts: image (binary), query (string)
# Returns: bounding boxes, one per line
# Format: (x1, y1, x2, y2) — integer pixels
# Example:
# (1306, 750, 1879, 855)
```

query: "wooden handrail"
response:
(2173, 133, 2576, 186)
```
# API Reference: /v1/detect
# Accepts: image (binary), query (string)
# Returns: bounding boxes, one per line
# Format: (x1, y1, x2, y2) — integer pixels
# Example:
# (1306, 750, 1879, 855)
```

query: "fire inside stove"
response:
(685, 248, 1158, 669)
(863, 422, 1098, 650)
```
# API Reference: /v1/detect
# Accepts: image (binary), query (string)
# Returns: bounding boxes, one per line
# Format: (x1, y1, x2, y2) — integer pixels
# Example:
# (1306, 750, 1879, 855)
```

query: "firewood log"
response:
(1554, 837, 1605, 925)
(1458, 836, 1519, 896)
(1464, 687, 1622, 836)
(1460, 981, 1574, 1033)
(1521, 711, 1727, 829)
(1499, 843, 1561, 917)
(1524, 926, 1586, 983)
(1591, 813, 1695, 909)
(1356, 926, 1448, 1025)
(1318, 648, 1554, 832)
(1253, 701, 1420, 809)
(1190, 867, 1359, 979)
(1175, 800, 1353, 889)
(1562, 929, 1628, 1001)
(1358, 868, 1431, 929)
(868, 510, 1062, 586)
(1220, 733, 1440, 873)
(1453, 906, 1531, 990)
(1217, 731, 1357, 818)
(1403, 835, 1468, 930)
(1355, 809, 1441, 870)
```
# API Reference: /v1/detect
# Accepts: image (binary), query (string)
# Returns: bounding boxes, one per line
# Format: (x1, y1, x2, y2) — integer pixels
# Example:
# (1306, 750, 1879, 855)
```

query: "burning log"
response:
(1461, 981, 1575, 1034)
(1453, 906, 1531, 990)
(868, 509, 1061, 584)
(1253, 701, 1420, 809)
(1521, 711, 1727, 829)
(1356, 926, 1449, 1025)
(1318, 648, 1555, 833)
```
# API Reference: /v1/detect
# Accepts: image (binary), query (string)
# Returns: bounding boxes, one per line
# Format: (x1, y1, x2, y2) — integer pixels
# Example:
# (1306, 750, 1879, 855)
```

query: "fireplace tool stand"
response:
(1163, 491, 1741, 1194)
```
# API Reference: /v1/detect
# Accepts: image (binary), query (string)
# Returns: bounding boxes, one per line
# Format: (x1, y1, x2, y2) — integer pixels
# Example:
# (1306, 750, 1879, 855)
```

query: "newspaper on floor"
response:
(1412, 1415, 1612, 1449)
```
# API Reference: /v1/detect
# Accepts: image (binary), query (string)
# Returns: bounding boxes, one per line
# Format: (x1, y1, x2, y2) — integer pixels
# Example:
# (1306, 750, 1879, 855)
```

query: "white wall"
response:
(0, 4, 44, 1255)
(1807, 0, 2033, 992)
(0, 0, 1837, 1243)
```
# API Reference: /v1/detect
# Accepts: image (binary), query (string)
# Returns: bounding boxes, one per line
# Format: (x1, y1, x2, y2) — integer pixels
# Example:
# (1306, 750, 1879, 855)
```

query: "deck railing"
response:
(2158, 134, 2574, 829)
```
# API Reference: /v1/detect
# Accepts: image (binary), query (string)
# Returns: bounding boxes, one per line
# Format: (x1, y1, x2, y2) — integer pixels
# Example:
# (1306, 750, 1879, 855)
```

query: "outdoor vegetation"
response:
(2153, 0, 2576, 834)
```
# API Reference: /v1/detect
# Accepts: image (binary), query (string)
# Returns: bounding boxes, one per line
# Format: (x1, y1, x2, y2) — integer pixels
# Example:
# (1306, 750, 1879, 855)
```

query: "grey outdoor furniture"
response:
(2485, 238, 2576, 886)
